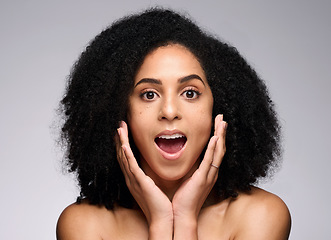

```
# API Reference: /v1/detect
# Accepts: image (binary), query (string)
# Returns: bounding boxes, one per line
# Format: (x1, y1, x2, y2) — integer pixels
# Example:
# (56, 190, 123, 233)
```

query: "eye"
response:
(183, 89, 201, 99)
(141, 91, 158, 100)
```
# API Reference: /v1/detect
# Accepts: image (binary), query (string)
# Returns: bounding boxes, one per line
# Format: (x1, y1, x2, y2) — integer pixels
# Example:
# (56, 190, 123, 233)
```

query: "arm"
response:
(172, 114, 227, 239)
(117, 122, 173, 240)
(117, 114, 226, 240)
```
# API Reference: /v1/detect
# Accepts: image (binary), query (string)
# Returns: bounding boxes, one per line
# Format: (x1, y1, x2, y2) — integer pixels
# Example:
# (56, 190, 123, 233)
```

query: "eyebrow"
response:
(179, 74, 205, 86)
(134, 78, 161, 88)
(134, 74, 205, 88)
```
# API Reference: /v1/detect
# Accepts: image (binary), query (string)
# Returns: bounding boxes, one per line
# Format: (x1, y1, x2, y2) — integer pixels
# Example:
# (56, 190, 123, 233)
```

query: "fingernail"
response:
(216, 114, 222, 122)
(223, 121, 228, 130)
(117, 128, 121, 136)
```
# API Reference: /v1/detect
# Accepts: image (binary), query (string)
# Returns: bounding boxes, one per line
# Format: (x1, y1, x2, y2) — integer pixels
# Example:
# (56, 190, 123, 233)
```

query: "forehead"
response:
(134, 44, 205, 83)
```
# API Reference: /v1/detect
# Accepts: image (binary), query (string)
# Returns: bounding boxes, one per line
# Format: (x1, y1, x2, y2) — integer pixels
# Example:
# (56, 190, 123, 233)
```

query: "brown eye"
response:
(185, 90, 195, 98)
(141, 91, 158, 100)
(183, 89, 200, 99)
(146, 92, 155, 99)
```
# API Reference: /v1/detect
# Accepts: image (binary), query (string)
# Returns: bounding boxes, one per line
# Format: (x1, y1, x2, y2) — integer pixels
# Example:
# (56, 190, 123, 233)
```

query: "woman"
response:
(57, 8, 291, 239)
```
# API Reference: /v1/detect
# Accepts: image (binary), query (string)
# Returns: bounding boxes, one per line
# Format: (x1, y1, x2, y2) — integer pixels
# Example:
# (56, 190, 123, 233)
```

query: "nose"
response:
(158, 95, 182, 121)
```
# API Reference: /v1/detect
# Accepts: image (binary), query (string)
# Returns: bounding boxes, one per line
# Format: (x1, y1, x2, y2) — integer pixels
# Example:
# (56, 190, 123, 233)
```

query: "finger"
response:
(214, 114, 223, 136)
(118, 125, 146, 192)
(115, 128, 125, 169)
(198, 135, 219, 173)
(198, 115, 223, 174)
(118, 121, 146, 180)
(118, 122, 137, 174)
(212, 119, 227, 168)
(208, 121, 227, 181)
(207, 115, 227, 181)
(116, 127, 131, 181)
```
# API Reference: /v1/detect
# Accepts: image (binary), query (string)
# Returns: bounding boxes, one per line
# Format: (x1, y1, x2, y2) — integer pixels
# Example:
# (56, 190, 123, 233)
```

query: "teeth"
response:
(158, 133, 185, 139)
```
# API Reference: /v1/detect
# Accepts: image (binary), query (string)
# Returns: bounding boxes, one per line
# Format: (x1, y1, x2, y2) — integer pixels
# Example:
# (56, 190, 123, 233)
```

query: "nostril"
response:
(159, 101, 181, 120)
(162, 116, 178, 119)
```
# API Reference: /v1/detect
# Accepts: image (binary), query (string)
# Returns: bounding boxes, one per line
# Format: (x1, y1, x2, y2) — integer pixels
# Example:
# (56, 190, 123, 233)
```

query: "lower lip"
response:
(155, 141, 187, 160)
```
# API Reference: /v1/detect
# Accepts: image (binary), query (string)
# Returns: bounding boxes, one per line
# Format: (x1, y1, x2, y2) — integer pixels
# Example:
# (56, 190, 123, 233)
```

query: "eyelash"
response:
(140, 90, 159, 101)
(139, 88, 202, 101)
(182, 88, 201, 100)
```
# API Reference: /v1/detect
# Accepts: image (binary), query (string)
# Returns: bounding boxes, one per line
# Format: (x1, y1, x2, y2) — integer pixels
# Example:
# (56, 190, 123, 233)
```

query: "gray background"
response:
(1, 0, 330, 239)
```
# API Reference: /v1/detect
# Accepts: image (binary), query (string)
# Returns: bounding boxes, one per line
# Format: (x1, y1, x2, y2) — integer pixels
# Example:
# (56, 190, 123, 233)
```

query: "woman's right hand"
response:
(116, 121, 173, 239)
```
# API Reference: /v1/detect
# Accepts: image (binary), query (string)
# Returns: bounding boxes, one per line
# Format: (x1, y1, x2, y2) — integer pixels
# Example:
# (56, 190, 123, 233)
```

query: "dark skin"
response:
(57, 45, 291, 239)
(57, 187, 291, 239)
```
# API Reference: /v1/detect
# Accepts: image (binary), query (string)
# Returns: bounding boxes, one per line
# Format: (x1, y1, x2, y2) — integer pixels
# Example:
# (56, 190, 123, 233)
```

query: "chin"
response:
(156, 159, 199, 182)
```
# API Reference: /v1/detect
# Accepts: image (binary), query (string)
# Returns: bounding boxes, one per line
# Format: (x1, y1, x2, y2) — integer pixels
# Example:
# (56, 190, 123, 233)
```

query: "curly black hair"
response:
(60, 8, 281, 209)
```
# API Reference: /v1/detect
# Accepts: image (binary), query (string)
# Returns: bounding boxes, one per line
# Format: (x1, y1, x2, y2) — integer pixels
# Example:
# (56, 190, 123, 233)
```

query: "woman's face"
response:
(128, 44, 213, 182)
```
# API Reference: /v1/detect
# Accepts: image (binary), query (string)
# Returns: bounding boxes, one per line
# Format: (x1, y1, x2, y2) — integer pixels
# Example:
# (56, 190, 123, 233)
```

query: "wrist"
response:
(173, 217, 198, 239)
(149, 219, 173, 240)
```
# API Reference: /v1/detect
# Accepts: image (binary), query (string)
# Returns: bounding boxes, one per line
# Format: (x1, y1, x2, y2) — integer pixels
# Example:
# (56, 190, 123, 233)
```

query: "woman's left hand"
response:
(172, 114, 227, 238)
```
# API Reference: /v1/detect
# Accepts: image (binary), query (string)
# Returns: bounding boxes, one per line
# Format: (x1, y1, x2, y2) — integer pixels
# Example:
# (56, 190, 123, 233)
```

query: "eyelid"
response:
(181, 86, 202, 99)
(139, 88, 160, 101)
(181, 85, 201, 93)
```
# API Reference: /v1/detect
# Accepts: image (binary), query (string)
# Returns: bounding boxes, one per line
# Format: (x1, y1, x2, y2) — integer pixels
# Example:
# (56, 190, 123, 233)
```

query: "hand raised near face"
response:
(116, 121, 173, 239)
(171, 114, 227, 237)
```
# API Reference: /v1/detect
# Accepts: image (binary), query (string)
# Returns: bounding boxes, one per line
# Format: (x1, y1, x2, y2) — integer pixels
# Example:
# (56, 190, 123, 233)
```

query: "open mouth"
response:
(155, 133, 187, 154)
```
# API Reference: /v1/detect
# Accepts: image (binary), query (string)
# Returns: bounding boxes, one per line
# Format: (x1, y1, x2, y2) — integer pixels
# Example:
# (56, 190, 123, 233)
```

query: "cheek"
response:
(185, 102, 213, 148)
(128, 105, 153, 129)
(127, 115, 145, 158)
(196, 114, 213, 142)
(128, 112, 143, 138)
(127, 106, 154, 150)
(196, 99, 214, 140)
(194, 99, 213, 128)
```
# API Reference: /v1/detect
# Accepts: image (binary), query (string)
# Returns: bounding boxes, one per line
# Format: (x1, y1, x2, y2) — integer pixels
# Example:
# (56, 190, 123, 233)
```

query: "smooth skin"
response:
(57, 44, 291, 240)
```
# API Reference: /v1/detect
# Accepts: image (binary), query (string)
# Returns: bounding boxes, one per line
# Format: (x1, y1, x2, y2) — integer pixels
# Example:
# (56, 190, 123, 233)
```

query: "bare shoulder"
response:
(56, 201, 116, 240)
(228, 186, 291, 240)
